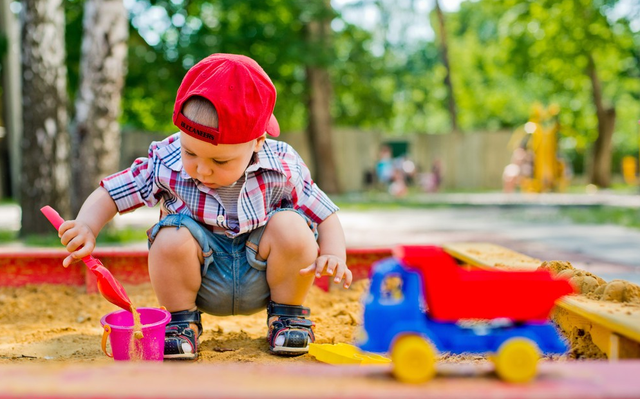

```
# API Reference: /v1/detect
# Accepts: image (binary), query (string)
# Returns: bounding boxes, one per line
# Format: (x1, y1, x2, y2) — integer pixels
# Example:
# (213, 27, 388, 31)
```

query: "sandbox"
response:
(1, 244, 640, 398)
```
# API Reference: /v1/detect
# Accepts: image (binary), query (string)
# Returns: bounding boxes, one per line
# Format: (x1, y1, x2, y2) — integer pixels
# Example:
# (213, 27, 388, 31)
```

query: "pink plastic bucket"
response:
(100, 307, 170, 361)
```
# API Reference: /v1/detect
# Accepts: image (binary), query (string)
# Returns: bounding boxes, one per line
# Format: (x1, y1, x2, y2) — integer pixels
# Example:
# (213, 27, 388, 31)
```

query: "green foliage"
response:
(119, 0, 400, 134)
(22, 233, 66, 247)
(0, 33, 6, 106)
(122, 0, 332, 133)
(98, 227, 148, 244)
(332, 24, 395, 130)
(14, 228, 148, 247)
(0, 33, 7, 60)
(558, 206, 640, 230)
(73, 0, 639, 169)
(495, 0, 639, 168)
(0, 230, 17, 243)
(64, 0, 85, 107)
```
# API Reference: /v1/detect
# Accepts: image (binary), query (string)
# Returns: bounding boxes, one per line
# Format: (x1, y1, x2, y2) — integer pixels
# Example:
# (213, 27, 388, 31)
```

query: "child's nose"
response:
(196, 161, 213, 176)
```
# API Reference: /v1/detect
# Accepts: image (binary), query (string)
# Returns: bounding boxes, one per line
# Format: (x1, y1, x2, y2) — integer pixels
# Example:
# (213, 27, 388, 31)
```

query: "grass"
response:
(2, 184, 640, 245)
(556, 206, 640, 230)
(0, 230, 17, 243)
(1, 227, 149, 248)
(335, 188, 640, 231)
(333, 189, 472, 210)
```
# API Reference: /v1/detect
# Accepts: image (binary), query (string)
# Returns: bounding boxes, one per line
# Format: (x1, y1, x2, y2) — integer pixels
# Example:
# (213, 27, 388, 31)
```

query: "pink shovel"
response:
(41, 206, 133, 312)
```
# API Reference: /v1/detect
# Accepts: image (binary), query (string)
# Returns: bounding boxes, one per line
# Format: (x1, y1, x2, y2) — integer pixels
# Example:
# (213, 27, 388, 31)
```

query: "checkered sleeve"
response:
(100, 143, 163, 213)
(287, 148, 339, 224)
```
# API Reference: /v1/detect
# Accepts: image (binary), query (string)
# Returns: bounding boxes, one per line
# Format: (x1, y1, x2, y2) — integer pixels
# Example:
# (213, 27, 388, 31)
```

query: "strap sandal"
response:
(267, 301, 315, 356)
(164, 310, 202, 360)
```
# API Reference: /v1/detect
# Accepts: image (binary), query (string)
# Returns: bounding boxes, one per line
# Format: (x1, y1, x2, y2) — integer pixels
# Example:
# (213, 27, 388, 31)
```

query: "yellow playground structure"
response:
(621, 120, 640, 186)
(622, 156, 637, 186)
(503, 103, 570, 193)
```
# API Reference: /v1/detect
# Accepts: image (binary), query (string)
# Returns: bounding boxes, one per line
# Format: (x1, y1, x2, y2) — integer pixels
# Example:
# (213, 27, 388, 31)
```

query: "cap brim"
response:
(266, 114, 280, 137)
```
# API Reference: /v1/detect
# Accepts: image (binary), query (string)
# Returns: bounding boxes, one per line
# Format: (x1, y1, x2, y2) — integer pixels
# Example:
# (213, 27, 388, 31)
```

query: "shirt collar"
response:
(154, 133, 186, 175)
(246, 139, 287, 175)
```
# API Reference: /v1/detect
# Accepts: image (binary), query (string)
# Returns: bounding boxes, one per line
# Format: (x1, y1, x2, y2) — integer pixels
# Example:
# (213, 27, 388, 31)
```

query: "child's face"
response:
(180, 132, 266, 188)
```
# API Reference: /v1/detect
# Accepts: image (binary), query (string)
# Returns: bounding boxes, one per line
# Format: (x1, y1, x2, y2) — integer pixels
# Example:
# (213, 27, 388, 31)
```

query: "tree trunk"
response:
(71, 0, 128, 215)
(0, 0, 23, 200)
(587, 53, 615, 188)
(434, 0, 459, 134)
(20, 0, 70, 235)
(304, 0, 340, 194)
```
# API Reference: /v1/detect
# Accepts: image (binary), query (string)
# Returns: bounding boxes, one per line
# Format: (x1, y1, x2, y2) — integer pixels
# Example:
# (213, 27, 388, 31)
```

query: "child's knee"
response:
(266, 212, 317, 260)
(149, 226, 202, 262)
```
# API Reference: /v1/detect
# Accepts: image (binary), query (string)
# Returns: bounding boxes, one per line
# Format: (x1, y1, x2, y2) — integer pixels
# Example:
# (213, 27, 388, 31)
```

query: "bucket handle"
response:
(101, 324, 113, 358)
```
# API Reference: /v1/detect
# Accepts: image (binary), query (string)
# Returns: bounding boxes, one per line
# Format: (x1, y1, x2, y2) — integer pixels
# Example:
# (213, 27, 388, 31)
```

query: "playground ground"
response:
(3, 191, 637, 282)
(1, 192, 640, 398)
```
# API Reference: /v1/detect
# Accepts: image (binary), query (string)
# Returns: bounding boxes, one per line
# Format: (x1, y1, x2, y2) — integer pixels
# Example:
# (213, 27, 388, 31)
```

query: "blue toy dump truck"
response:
(358, 245, 574, 383)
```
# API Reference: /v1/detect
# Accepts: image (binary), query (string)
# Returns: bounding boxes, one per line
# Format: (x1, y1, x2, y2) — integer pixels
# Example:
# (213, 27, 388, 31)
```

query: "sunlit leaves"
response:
(61, 0, 638, 168)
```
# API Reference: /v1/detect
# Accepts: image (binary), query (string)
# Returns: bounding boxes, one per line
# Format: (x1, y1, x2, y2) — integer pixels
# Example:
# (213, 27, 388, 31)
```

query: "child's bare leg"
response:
(258, 211, 318, 328)
(149, 226, 203, 359)
(258, 211, 318, 304)
(258, 211, 318, 354)
(148, 226, 203, 313)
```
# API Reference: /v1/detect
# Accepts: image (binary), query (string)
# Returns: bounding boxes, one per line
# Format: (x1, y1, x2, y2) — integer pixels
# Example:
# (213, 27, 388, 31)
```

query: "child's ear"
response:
(253, 134, 267, 152)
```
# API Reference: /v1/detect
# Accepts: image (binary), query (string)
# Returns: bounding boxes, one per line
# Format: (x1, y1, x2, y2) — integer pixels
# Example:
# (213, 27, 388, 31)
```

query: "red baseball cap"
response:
(173, 53, 280, 145)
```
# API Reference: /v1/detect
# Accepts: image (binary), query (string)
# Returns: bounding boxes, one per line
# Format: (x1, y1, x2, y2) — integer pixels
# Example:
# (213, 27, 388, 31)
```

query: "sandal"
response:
(164, 310, 202, 360)
(267, 301, 315, 356)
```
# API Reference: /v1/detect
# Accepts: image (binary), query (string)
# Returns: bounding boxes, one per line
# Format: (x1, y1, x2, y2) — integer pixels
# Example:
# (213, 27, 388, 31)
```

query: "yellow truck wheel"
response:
(493, 338, 540, 383)
(391, 335, 436, 383)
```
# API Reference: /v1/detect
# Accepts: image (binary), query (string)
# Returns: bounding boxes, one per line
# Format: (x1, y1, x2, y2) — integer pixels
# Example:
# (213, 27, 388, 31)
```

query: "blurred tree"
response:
(55, 0, 640, 192)
(20, 0, 71, 234)
(443, 1, 536, 132)
(114, 0, 398, 136)
(335, 0, 446, 134)
(122, 0, 311, 133)
(0, 32, 6, 58)
(304, 0, 340, 193)
(330, 23, 395, 131)
(434, 0, 459, 134)
(0, 24, 6, 198)
(121, 0, 363, 190)
(498, 0, 638, 187)
(70, 0, 129, 215)
(0, 0, 22, 200)
(65, 0, 85, 103)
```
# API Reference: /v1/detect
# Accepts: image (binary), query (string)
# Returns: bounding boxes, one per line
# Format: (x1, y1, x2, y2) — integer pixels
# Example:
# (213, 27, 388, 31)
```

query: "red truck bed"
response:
(395, 245, 575, 322)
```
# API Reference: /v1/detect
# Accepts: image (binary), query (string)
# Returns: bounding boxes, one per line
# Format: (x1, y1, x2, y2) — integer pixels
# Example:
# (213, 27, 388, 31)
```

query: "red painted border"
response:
(0, 247, 392, 292)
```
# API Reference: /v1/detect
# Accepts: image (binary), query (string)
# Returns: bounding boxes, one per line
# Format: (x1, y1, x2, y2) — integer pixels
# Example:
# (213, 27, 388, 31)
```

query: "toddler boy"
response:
(57, 53, 351, 359)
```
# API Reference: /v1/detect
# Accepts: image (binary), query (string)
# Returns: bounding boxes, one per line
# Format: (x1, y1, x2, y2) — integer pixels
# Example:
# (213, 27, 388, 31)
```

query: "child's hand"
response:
(300, 255, 353, 289)
(58, 220, 97, 268)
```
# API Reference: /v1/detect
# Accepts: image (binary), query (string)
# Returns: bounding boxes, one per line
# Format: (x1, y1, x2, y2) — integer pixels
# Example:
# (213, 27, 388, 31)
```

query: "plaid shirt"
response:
(101, 133, 338, 237)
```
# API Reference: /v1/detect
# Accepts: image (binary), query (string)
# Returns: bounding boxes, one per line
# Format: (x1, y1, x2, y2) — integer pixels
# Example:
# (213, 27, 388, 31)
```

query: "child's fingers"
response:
(60, 228, 74, 246)
(319, 257, 339, 278)
(299, 264, 317, 275)
(60, 226, 85, 247)
(62, 243, 94, 269)
(62, 255, 76, 268)
(65, 235, 84, 253)
(332, 264, 346, 283)
(58, 220, 74, 237)
(63, 255, 85, 268)
(332, 265, 353, 288)
(343, 269, 353, 289)
(73, 241, 94, 260)
(314, 262, 327, 278)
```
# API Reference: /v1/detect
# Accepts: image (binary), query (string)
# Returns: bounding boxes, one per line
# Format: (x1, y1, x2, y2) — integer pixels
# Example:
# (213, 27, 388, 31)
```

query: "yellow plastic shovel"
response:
(309, 343, 390, 365)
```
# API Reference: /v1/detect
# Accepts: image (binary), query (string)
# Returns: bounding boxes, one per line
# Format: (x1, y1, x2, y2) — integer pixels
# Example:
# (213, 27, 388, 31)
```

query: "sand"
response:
(539, 260, 640, 305)
(0, 280, 367, 364)
(3, 265, 631, 364)
(0, 280, 557, 364)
